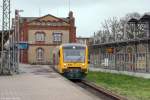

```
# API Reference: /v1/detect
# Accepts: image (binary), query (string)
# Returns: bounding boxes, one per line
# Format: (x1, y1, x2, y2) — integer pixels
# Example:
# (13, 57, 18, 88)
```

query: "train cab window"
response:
(63, 46, 86, 63)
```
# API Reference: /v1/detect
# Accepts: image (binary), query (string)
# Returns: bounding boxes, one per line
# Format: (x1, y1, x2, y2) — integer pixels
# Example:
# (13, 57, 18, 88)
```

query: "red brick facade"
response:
(19, 11, 76, 64)
(19, 19, 28, 63)
(69, 11, 76, 43)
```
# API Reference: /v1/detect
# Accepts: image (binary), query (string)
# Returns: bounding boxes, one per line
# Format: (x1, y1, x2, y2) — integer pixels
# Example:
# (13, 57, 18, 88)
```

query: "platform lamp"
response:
(15, 9, 23, 68)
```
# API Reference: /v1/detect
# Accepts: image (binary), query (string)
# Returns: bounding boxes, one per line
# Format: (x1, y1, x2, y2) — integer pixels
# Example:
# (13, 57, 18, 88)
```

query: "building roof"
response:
(61, 43, 87, 47)
(139, 14, 150, 22)
(77, 37, 92, 39)
(19, 14, 69, 24)
(61, 17, 69, 23)
(91, 38, 150, 48)
(128, 18, 138, 23)
(19, 17, 38, 23)
(128, 14, 150, 23)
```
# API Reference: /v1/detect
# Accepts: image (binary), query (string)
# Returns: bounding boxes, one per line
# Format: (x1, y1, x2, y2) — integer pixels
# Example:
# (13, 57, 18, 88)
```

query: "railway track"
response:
(74, 80, 127, 100)
(51, 65, 127, 100)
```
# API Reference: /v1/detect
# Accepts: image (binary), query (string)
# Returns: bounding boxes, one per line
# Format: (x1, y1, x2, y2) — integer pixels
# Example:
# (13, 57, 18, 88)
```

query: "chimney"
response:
(69, 11, 75, 26)
(68, 11, 76, 43)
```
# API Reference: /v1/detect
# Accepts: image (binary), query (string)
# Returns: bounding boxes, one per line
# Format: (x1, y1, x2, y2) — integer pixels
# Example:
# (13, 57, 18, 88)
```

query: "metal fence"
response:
(0, 50, 18, 74)
(90, 53, 150, 73)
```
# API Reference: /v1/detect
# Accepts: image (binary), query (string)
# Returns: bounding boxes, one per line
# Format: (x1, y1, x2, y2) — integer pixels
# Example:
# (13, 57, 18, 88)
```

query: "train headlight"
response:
(82, 64, 85, 66)
(64, 64, 67, 66)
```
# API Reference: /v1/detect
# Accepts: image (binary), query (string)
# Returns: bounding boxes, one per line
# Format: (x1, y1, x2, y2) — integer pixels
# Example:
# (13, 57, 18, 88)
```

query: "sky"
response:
(0, 0, 150, 37)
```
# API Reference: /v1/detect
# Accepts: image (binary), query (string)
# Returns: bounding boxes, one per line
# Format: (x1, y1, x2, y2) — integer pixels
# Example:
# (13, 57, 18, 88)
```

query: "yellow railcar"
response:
(53, 43, 88, 79)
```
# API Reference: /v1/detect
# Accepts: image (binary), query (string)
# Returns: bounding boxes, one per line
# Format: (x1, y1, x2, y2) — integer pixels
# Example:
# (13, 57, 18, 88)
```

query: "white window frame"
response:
(35, 32, 45, 41)
(53, 32, 62, 42)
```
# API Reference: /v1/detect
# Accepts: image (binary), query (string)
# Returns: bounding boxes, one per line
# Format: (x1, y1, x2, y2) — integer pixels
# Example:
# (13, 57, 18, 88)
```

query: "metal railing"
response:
(90, 52, 150, 73)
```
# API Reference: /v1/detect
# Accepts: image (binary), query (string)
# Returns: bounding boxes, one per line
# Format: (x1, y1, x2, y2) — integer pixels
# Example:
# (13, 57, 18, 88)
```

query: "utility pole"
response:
(15, 9, 23, 69)
(15, 10, 19, 69)
(68, 0, 70, 11)
(1, 0, 11, 74)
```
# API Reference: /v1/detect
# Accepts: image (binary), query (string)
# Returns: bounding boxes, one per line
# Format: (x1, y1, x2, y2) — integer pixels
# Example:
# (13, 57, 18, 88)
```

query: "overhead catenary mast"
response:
(1, 0, 18, 74)
(39, 8, 41, 17)
(1, 0, 11, 74)
(69, 0, 70, 11)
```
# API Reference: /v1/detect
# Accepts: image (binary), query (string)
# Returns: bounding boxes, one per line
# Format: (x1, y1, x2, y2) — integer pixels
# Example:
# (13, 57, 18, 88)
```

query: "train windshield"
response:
(63, 46, 85, 63)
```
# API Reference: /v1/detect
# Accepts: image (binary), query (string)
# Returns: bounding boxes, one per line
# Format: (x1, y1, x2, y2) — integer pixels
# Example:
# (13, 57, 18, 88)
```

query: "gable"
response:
(29, 14, 68, 25)
(38, 15, 60, 22)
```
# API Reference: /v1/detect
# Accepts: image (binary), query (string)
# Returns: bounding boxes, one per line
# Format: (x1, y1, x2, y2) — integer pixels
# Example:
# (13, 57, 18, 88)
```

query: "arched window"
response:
(36, 48, 44, 60)
(35, 32, 45, 41)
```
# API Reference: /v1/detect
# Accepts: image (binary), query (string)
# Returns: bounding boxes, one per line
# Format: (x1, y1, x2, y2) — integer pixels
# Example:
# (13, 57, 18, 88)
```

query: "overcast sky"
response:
(0, 0, 150, 37)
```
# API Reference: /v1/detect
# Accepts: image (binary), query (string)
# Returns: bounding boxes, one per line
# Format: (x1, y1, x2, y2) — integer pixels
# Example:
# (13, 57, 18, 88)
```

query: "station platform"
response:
(0, 64, 101, 100)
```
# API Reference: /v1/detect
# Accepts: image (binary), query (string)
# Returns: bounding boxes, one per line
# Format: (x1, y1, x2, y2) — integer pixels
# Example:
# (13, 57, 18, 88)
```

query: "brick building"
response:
(19, 11, 76, 64)
(76, 37, 93, 46)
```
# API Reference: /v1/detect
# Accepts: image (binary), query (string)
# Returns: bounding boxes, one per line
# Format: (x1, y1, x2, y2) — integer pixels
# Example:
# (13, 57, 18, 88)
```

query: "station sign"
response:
(19, 42, 28, 49)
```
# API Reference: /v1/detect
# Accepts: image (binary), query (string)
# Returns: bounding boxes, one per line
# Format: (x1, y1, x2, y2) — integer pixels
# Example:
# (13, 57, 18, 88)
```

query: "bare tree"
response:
(93, 12, 141, 44)
(121, 12, 141, 39)
(101, 17, 121, 42)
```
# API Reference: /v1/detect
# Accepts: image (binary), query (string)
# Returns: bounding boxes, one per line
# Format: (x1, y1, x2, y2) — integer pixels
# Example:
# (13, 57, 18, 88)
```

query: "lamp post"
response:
(15, 9, 23, 69)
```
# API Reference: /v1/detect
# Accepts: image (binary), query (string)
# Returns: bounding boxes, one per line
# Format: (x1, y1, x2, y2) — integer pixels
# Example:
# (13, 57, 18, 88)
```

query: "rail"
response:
(75, 80, 127, 100)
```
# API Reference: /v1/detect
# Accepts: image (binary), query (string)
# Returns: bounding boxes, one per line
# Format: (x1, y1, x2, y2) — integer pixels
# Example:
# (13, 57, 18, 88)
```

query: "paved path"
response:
(0, 64, 101, 100)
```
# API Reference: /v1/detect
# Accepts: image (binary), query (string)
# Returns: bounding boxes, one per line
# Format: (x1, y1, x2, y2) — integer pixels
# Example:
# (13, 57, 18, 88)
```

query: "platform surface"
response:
(0, 64, 101, 100)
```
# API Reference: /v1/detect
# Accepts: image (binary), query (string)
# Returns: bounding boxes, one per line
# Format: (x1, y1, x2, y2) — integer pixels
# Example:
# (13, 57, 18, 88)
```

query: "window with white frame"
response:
(35, 32, 45, 41)
(53, 33, 62, 42)
(36, 48, 44, 60)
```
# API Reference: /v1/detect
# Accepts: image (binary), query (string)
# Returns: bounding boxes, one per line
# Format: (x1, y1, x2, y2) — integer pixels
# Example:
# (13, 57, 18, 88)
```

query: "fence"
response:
(90, 52, 150, 73)
(0, 50, 18, 75)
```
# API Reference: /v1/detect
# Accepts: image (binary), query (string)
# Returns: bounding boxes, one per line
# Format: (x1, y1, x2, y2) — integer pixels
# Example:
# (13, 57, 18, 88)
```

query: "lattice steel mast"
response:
(1, 0, 11, 74)
(1, 0, 18, 74)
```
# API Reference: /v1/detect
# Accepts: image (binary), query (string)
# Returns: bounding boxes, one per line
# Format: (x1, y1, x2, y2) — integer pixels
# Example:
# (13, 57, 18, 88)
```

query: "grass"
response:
(86, 71, 150, 100)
